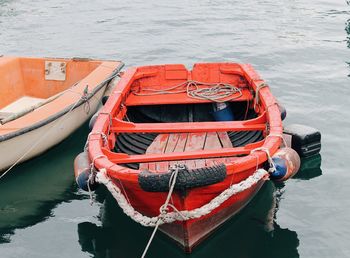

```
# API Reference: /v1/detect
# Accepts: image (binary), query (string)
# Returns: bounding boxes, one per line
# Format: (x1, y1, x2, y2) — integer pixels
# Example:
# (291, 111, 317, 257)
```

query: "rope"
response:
(95, 168, 268, 227)
(87, 154, 106, 205)
(82, 85, 91, 114)
(250, 147, 276, 173)
(254, 82, 268, 111)
(266, 133, 288, 148)
(131, 80, 242, 103)
(0, 90, 90, 180)
(141, 164, 183, 258)
(85, 131, 108, 150)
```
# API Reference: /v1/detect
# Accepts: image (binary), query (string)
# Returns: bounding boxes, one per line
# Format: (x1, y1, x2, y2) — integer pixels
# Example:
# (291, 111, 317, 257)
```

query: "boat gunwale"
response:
(0, 60, 124, 142)
(88, 63, 283, 182)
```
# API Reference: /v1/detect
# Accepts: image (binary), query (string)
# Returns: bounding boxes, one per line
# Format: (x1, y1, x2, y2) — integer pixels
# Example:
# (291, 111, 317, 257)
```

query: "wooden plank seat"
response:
(0, 112, 13, 120)
(139, 132, 238, 173)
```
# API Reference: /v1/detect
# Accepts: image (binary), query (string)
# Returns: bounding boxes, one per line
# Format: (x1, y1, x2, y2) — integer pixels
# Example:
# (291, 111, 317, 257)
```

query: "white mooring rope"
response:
(96, 168, 268, 226)
(140, 164, 183, 258)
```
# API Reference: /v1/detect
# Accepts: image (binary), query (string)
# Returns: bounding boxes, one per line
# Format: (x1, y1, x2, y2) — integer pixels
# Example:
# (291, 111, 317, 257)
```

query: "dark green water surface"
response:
(1, 0, 350, 257)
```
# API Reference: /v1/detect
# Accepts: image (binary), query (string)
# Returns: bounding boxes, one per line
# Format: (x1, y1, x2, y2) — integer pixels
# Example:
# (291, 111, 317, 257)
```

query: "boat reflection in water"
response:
(294, 154, 322, 180)
(0, 123, 89, 243)
(77, 155, 321, 258)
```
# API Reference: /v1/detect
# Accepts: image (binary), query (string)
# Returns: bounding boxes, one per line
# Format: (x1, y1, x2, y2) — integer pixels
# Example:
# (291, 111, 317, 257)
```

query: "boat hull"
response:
(0, 86, 105, 171)
(108, 169, 265, 252)
(159, 179, 265, 252)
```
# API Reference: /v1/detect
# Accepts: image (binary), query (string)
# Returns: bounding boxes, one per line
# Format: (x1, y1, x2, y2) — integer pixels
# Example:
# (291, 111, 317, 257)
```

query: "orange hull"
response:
(86, 62, 283, 251)
(0, 56, 123, 171)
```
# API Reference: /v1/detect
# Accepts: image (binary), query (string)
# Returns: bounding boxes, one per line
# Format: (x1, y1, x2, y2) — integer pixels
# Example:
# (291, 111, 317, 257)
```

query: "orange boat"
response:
(76, 62, 301, 252)
(0, 56, 123, 172)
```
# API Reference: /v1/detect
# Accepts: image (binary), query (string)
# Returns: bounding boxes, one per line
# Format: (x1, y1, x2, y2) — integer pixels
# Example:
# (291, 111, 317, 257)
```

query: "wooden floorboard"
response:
(142, 131, 234, 173)
(184, 133, 207, 169)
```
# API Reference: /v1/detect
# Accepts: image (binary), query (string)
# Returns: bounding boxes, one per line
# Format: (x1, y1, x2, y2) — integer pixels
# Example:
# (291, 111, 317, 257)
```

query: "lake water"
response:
(1, 0, 350, 257)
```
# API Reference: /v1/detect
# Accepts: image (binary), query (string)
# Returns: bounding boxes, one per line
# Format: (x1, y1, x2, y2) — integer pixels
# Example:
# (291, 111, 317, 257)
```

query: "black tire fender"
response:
(138, 163, 227, 192)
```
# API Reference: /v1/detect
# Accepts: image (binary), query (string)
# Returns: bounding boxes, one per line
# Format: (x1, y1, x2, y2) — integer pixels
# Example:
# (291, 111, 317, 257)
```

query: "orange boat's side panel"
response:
(20, 58, 101, 99)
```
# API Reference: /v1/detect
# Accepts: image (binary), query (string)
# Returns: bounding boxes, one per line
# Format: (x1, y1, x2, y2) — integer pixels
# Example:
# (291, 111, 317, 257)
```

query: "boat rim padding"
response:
(0, 62, 124, 143)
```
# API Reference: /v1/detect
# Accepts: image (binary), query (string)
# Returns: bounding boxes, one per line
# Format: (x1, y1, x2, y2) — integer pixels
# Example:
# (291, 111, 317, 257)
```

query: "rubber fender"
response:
(89, 113, 99, 131)
(102, 95, 109, 105)
(74, 151, 99, 191)
(269, 157, 288, 180)
(270, 147, 301, 182)
(277, 102, 287, 121)
(138, 163, 227, 192)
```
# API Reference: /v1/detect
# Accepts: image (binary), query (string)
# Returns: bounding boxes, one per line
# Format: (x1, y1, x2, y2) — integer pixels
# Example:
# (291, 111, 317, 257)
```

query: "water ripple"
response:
(1, 0, 350, 257)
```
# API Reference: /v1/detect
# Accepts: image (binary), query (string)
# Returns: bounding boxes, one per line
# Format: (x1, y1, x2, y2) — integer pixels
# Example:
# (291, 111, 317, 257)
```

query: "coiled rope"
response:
(131, 80, 242, 103)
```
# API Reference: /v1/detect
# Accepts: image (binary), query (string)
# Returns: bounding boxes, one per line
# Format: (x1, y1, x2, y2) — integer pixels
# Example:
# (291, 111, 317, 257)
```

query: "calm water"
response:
(1, 0, 350, 257)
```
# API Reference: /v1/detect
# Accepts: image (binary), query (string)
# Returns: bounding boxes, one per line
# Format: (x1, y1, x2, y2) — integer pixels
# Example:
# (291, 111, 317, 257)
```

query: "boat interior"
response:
(106, 63, 268, 172)
(116, 103, 263, 170)
(0, 57, 102, 120)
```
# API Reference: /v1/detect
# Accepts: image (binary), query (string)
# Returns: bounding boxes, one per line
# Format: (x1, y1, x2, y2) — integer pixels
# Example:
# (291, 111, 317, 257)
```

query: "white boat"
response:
(0, 56, 123, 172)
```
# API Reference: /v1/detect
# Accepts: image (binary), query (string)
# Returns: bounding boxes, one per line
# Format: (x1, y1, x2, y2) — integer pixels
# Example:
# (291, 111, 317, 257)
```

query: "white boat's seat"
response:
(0, 96, 44, 113)
(0, 112, 13, 120)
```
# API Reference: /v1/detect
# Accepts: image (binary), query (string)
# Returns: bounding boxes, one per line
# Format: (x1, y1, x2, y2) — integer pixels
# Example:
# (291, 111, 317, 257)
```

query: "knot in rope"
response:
(251, 147, 276, 174)
(141, 163, 185, 258)
(87, 154, 106, 205)
(158, 164, 185, 217)
(81, 85, 91, 114)
(86, 132, 108, 149)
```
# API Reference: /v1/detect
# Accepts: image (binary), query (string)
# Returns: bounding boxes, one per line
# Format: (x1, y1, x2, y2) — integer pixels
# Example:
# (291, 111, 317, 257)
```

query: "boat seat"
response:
(0, 112, 13, 120)
(139, 132, 238, 173)
(0, 96, 44, 113)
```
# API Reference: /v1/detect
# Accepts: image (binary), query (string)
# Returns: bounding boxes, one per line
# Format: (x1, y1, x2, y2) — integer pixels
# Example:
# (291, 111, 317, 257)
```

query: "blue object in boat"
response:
(213, 102, 234, 121)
